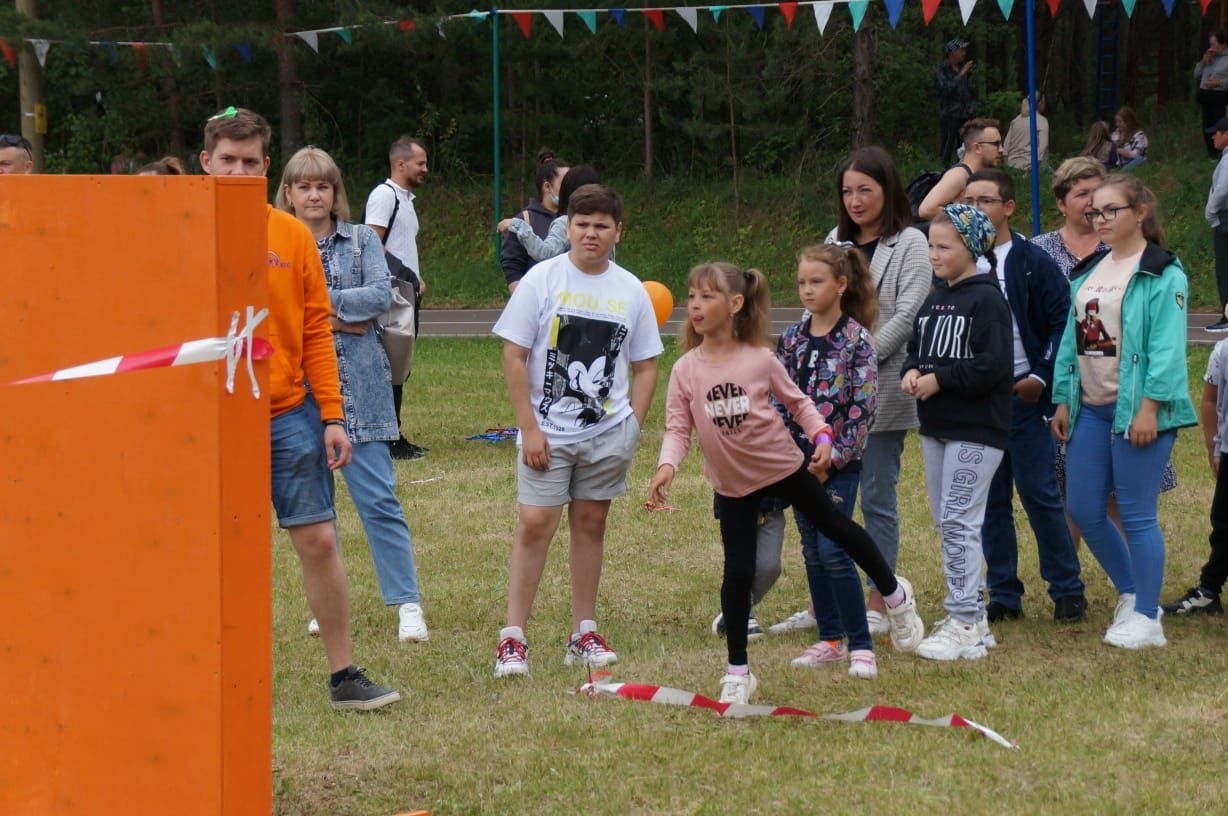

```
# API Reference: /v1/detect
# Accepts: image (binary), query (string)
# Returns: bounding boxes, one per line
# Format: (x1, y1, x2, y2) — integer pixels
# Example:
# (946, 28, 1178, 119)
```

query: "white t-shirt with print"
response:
(1075, 249, 1140, 406)
(364, 178, 420, 279)
(493, 253, 664, 445)
(979, 240, 1030, 378)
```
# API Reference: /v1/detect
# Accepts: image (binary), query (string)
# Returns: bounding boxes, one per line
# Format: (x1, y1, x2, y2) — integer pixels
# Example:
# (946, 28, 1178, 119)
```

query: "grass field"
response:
(271, 337, 1226, 815)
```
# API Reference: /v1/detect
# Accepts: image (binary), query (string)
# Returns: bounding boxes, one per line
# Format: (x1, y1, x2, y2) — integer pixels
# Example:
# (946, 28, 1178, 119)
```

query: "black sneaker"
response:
(1161, 587, 1223, 615)
(1053, 594, 1088, 623)
(389, 436, 426, 460)
(986, 601, 1024, 623)
(1205, 318, 1228, 333)
(329, 666, 401, 711)
(711, 611, 764, 640)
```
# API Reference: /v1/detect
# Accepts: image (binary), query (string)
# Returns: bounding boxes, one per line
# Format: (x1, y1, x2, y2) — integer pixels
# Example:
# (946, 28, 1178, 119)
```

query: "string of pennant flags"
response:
(0, 0, 1211, 72)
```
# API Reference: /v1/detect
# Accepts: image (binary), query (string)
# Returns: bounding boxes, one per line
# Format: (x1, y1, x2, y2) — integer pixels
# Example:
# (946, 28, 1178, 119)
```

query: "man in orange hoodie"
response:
(201, 107, 399, 711)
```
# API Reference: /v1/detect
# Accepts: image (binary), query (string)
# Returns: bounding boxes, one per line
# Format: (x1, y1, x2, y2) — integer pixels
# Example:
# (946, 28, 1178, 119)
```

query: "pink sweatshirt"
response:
(658, 345, 830, 498)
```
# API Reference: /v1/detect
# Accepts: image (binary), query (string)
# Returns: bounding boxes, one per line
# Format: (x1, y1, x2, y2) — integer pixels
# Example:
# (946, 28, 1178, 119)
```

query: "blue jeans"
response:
(795, 470, 872, 651)
(270, 396, 336, 529)
(1066, 402, 1176, 620)
(982, 396, 1084, 608)
(339, 440, 421, 605)
(859, 430, 906, 589)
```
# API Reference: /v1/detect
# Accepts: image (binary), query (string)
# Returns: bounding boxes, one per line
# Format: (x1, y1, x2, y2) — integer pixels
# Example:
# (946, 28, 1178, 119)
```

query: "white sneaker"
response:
(976, 615, 997, 649)
(494, 627, 529, 677)
(768, 609, 819, 635)
(1109, 593, 1137, 632)
(916, 616, 990, 661)
(848, 649, 878, 679)
(718, 672, 758, 704)
(397, 602, 429, 642)
(865, 609, 891, 636)
(791, 640, 848, 668)
(885, 576, 925, 653)
(564, 619, 619, 667)
(1104, 611, 1167, 649)
(307, 618, 320, 637)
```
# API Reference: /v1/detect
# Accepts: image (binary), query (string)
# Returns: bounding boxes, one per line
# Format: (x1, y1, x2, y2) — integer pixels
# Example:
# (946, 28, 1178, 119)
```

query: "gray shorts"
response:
(517, 414, 641, 506)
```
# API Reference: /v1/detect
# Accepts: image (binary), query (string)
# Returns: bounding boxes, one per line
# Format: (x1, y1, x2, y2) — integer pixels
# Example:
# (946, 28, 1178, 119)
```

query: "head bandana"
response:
(942, 203, 996, 260)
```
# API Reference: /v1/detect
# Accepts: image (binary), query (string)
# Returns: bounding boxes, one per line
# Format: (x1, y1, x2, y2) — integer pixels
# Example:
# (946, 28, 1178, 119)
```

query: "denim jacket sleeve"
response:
(331, 224, 392, 323)
(512, 215, 569, 262)
(1141, 261, 1191, 403)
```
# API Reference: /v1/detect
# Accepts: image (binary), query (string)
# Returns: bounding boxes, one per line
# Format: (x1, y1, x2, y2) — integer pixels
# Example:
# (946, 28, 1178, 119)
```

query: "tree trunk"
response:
(851, 25, 874, 147)
(275, 0, 301, 157)
(643, 27, 654, 194)
(16, 0, 43, 171)
(150, 0, 183, 157)
(724, 25, 740, 225)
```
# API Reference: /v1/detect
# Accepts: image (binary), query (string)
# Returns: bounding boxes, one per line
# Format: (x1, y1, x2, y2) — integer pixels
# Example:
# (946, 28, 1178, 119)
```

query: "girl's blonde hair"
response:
(1095, 173, 1166, 248)
(679, 262, 771, 352)
(797, 244, 879, 331)
(1080, 121, 1112, 161)
(274, 146, 351, 222)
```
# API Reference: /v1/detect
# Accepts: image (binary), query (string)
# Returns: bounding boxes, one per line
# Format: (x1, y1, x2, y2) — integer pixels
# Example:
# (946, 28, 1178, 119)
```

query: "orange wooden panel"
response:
(0, 176, 271, 815)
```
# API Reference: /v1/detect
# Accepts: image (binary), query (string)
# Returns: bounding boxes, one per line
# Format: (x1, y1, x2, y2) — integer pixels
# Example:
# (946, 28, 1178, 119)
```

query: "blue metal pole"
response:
(1026, 0, 1040, 235)
(492, 7, 502, 260)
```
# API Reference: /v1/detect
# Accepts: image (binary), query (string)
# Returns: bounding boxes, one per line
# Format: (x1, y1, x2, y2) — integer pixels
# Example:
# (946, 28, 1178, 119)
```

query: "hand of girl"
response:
(1051, 404, 1069, 442)
(913, 373, 940, 401)
(521, 426, 552, 471)
(901, 368, 920, 395)
(1128, 404, 1158, 448)
(648, 464, 675, 506)
(809, 442, 832, 475)
(496, 218, 515, 234)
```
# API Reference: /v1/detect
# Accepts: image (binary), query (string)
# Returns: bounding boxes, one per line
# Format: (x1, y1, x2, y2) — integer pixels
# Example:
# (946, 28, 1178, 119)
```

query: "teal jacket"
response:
(1051, 243, 1197, 435)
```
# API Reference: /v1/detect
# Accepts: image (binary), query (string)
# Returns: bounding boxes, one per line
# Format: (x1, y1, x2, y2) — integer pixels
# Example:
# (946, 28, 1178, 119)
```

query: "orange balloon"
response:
(642, 281, 674, 328)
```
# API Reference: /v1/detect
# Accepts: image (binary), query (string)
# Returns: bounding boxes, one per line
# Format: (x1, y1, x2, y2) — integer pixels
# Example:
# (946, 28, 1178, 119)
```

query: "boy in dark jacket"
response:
(962, 169, 1087, 625)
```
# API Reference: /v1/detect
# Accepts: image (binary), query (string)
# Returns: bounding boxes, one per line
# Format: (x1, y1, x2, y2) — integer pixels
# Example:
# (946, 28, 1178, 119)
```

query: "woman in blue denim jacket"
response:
(276, 146, 428, 643)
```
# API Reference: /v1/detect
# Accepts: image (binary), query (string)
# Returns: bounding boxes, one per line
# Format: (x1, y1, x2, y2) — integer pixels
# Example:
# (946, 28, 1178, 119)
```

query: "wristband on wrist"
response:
(323, 419, 346, 428)
(813, 431, 833, 447)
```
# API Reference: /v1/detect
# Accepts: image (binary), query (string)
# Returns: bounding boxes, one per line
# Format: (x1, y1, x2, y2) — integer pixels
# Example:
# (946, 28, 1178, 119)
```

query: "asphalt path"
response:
(420, 307, 1226, 345)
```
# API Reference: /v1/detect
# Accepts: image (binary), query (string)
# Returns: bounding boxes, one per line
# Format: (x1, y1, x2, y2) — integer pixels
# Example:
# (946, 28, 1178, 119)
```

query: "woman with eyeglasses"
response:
(1050, 174, 1196, 650)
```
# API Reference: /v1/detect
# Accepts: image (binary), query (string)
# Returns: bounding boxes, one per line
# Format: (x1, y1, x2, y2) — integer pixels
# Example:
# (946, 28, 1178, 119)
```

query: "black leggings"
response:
(715, 464, 896, 666)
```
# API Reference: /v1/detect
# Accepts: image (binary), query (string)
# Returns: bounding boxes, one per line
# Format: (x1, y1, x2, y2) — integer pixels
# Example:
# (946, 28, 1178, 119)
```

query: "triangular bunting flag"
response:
(849, 0, 869, 31)
(746, 6, 766, 29)
(232, 42, 254, 63)
(710, 5, 727, 21)
(133, 43, 147, 71)
(779, 2, 798, 29)
(0, 38, 14, 68)
(336, 28, 353, 44)
(102, 41, 119, 65)
(676, 7, 699, 32)
(644, 9, 665, 31)
(884, 0, 905, 29)
(997, 0, 1014, 18)
(1201, 0, 1214, 14)
(437, 21, 447, 38)
(202, 45, 217, 71)
(578, 11, 598, 33)
(511, 11, 533, 37)
(922, 0, 941, 23)
(958, 0, 977, 24)
(29, 39, 50, 68)
(1081, 0, 1096, 17)
(467, 9, 488, 19)
(399, 20, 415, 31)
(297, 30, 319, 52)
(1046, 0, 1060, 17)
(1160, 0, 1175, 15)
(544, 10, 565, 37)
(813, 1, 834, 33)
(610, 8, 627, 26)
(1121, 0, 1135, 14)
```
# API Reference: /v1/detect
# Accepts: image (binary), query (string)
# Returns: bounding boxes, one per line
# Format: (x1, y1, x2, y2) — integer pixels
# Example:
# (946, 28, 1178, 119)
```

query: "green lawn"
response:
(272, 338, 1226, 815)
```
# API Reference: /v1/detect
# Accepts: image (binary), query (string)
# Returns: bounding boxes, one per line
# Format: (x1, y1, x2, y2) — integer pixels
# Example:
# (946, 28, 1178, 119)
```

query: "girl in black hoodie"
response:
(902, 203, 1014, 662)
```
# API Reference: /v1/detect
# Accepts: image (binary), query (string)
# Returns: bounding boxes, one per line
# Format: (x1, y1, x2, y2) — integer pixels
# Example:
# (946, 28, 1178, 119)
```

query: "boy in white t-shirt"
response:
(491, 185, 663, 677)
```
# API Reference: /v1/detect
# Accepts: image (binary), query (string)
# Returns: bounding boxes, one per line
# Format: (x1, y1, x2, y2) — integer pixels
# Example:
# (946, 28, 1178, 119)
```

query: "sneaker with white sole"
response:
(329, 666, 401, 711)
(1162, 586, 1223, 615)
(885, 576, 925, 653)
(1111, 593, 1136, 627)
(494, 627, 529, 677)
(976, 615, 997, 649)
(397, 602, 429, 642)
(768, 609, 819, 635)
(307, 618, 320, 637)
(564, 619, 619, 667)
(711, 611, 766, 641)
(718, 672, 758, 705)
(848, 649, 878, 679)
(1104, 611, 1167, 649)
(791, 640, 848, 668)
(865, 609, 891, 636)
(916, 616, 990, 661)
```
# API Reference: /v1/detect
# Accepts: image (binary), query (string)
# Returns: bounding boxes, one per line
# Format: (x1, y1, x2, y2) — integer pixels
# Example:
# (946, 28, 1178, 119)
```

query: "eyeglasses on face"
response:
(976, 140, 1003, 149)
(0, 134, 32, 150)
(1083, 205, 1131, 224)
(961, 196, 1003, 207)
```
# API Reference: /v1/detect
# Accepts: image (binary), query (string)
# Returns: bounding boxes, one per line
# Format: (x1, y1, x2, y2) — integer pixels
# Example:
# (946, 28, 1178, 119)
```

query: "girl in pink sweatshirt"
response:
(648, 262, 925, 705)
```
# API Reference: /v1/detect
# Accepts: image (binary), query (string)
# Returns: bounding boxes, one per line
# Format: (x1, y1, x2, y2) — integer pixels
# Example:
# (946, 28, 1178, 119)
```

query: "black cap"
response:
(1207, 116, 1228, 134)
(945, 38, 970, 54)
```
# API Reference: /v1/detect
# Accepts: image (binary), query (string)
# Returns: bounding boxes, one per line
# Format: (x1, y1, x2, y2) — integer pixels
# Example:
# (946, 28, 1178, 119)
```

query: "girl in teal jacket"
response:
(1051, 175, 1197, 651)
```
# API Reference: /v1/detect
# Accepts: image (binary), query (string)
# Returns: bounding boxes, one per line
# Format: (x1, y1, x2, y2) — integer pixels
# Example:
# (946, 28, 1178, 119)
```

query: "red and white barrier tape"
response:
(8, 307, 272, 398)
(577, 676, 1018, 750)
